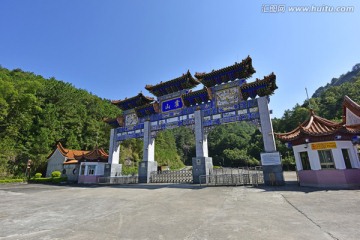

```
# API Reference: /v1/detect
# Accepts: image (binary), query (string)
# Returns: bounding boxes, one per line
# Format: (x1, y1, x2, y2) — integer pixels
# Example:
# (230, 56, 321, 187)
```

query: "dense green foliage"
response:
(29, 176, 68, 184)
(9, 62, 358, 177)
(0, 67, 121, 177)
(273, 64, 360, 169)
(274, 65, 360, 133)
(208, 122, 261, 167)
(0, 179, 24, 184)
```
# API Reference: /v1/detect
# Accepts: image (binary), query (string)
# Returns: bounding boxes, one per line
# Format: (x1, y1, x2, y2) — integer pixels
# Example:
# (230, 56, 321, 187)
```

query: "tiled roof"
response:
(74, 148, 109, 162)
(49, 142, 89, 160)
(63, 160, 78, 165)
(343, 95, 360, 123)
(195, 56, 256, 87)
(135, 102, 160, 118)
(48, 142, 89, 165)
(240, 73, 277, 100)
(103, 116, 124, 128)
(182, 88, 212, 107)
(276, 110, 342, 141)
(112, 93, 154, 111)
(145, 71, 200, 97)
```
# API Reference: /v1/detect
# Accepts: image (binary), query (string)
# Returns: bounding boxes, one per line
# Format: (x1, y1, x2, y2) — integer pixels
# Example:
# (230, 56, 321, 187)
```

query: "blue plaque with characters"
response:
(161, 98, 183, 112)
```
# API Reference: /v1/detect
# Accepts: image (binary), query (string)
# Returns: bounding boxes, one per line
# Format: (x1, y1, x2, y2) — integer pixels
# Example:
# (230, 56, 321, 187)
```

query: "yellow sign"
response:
(311, 142, 337, 150)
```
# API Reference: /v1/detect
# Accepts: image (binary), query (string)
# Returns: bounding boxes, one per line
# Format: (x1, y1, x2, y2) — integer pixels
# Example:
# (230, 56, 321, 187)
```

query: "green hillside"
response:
(312, 63, 360, 98)
(273, 63, 360, 133)
(0, 67, 123, 176)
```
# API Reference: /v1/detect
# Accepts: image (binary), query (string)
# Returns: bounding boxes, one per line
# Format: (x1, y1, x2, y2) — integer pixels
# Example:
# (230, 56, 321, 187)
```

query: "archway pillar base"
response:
(138, 161, 158, 183)
(104, 163, 122, 179)
(192, 157, 213, 184)
(262, 164, 285, 186)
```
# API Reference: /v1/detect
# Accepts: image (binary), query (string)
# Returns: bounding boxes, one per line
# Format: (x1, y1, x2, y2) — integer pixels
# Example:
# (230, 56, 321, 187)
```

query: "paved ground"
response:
(0, 172, 359, 240)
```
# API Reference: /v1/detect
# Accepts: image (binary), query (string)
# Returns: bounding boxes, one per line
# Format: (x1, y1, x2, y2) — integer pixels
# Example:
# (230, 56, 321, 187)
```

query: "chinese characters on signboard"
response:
(161, 98, 183, 112)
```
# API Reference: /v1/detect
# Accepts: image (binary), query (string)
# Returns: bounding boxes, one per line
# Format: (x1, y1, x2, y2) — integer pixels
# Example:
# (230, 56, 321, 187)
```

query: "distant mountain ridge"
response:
(312, 63, 360, 98)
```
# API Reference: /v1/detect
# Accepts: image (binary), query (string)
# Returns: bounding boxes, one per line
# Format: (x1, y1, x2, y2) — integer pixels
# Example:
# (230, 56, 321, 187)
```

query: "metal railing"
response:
(150, 170, 193, 183)
(98, 175, 138, 184)
(199, 166, 263, 186)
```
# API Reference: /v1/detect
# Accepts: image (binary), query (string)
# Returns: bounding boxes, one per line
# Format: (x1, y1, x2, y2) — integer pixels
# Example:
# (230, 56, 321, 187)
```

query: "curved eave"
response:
(195, 56, 256, 87)
(145, 71, 200, 97)
(135, 102, 160, 117)
(63, 160, 78, 165)
(343, 95, 360, 120)
(103, 116, 124, 128)
(74, 149, 109, 161)
(276, 113, 347, 143)
(182, 88, 212, 107)
(240, 73, 277, 100)
(112, 93, 154, 111)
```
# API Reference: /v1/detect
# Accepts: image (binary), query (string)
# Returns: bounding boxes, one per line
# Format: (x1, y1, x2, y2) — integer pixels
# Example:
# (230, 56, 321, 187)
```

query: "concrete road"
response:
(0, 182, 359, 240)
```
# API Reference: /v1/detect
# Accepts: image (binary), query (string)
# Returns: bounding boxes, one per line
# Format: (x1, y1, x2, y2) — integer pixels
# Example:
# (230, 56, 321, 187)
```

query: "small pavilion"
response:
(276, 96, 360, 187)
(75, 148, 109, 184)
(47, 142, 89, 182)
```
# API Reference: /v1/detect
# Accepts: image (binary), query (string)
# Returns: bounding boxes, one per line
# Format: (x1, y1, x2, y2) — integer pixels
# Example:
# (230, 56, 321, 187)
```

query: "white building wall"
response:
(79, 162, 106, 176)
(96, 163, 105, 175)
(335, 141, 360, 168)
(46, 149, 66, 177)
(292, 141, 360, 171)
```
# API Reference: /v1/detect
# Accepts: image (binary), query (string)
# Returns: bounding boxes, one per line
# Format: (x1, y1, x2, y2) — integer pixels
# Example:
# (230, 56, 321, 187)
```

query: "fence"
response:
(150, 170, 193, 183)
(98, 175, 138, 184)
(200, 167, 263, 186)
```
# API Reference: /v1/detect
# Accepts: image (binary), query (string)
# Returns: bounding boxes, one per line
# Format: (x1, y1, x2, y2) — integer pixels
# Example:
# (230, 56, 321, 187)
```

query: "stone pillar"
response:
(192, 108, 213, 184)
(104, 129, 122, 178)
(138, 121, 158, 183)
(258, 96, 284, 185)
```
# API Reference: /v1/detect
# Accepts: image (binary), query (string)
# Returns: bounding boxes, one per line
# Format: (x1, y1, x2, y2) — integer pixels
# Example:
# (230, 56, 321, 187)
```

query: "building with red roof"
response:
(276, 96, 360, 187)
(46, 142, 89, 182)
(75, 148, 109, 184)
(46, 143, 109, 183)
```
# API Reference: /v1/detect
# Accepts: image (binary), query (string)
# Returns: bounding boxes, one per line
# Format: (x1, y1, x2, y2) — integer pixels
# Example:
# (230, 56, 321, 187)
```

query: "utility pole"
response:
(305, 88, 312, 109)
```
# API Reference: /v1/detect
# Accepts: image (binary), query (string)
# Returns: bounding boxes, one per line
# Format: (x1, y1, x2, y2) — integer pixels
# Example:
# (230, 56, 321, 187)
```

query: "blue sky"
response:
(1, 0, 359, 118)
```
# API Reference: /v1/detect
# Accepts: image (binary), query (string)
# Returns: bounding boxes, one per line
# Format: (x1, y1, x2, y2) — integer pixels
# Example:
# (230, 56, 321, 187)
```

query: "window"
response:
(318, 150, 335, 169)
(299, 151, 311, 170)
(87, 165, 96, 175)
(341, 149, 352, 169)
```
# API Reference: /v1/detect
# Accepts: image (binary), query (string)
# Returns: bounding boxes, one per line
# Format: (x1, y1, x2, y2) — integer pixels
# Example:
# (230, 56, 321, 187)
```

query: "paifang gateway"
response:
(104, 56, 284, 185)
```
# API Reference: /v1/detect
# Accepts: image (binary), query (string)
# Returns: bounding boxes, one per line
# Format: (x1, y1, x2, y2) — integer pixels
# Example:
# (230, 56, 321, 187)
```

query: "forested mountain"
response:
(0, 67, 122, 176)
(273, 63, 360, 133)
(312, 63, 360, 98)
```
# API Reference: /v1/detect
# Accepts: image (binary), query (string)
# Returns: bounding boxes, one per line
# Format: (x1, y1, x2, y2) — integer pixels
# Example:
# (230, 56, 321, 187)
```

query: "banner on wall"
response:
(310, 142, 337, 150)
(260, 152, 281, 166)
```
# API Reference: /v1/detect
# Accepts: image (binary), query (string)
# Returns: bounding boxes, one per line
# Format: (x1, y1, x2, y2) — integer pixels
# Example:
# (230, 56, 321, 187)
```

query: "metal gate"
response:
(199, 167, 264, 186)
(150, 170, 193, 183)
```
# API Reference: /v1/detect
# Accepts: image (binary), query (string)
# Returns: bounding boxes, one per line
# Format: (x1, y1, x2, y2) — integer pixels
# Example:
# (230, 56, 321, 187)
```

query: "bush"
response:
(122, 166, 138, 176)
(0, 179, 24, 184)
(35, 173, 42, 178)
(51, 177, 67, 183)
(51, 171, 61, 178)
(29, 176, 68, 184)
